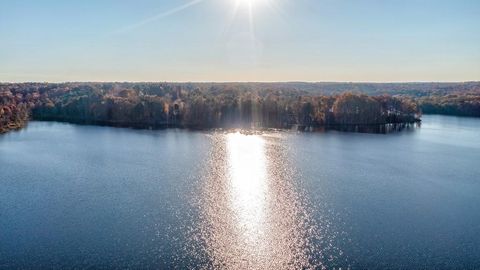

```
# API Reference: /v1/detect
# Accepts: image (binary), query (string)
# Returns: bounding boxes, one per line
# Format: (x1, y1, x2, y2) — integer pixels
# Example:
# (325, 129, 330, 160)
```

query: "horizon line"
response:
(1, 80, 480, 84)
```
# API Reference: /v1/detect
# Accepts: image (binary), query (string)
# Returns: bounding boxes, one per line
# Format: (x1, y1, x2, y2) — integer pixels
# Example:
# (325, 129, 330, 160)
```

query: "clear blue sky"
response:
(1, 0, 479, 82)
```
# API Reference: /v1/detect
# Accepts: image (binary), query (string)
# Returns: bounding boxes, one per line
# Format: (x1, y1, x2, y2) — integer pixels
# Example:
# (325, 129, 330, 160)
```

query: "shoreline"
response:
(0, 119, 28, 134)
(16, 117, 421, 135)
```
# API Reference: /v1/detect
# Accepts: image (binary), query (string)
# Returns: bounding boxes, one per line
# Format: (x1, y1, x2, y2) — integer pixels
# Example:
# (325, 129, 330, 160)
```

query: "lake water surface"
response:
(1, 115, 480, 269)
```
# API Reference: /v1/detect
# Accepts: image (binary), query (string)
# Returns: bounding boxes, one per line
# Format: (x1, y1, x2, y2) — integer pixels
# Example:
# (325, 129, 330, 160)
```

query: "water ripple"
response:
(186, 132, 346, 269)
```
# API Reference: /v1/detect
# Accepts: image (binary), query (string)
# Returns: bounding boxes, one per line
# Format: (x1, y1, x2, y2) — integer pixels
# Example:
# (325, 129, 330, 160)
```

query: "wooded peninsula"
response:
(1, 82, 479, 134)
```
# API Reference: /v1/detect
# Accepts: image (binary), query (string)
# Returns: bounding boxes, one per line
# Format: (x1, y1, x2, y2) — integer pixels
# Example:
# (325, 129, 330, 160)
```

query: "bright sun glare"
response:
(227, 133, 267, 245)
(235, 0, 268, 8)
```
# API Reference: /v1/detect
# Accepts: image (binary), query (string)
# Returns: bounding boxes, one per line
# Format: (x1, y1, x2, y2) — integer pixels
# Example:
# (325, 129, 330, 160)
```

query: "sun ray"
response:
(248, 1, 256, 44)
(219, 0, 242, 39)
(114, 0, 204, 33)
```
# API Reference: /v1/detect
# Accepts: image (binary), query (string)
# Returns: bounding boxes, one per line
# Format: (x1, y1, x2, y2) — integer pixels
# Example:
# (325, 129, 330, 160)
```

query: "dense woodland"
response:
(0, 83, 421, 131)
(0, 82, 478, 133)
(0, 90, 30, 133)
(418, 94, 480, 117)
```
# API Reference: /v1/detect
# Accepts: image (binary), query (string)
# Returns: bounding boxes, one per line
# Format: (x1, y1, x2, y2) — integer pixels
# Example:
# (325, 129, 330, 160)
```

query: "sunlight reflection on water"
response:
(188, 131, 345, 269)
(227, 133, 268, 248)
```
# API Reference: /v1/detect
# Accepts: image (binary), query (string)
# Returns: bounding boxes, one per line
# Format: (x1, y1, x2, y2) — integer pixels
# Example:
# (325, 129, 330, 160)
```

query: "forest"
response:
(1, 81, 478, 133)
(418, 94, 480, 117)
(0, 90, 30, 133)
(0, 82, 423, 132)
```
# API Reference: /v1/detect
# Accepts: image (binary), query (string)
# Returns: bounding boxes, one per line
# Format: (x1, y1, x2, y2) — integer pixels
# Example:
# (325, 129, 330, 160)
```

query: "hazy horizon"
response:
(1, 0, 480, 82)
(2, 80, 479, 84)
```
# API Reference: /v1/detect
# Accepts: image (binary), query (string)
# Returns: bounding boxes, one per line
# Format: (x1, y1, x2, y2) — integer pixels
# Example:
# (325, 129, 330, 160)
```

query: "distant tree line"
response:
(0, 83, 421, 132)
(418, 94, 480, 117)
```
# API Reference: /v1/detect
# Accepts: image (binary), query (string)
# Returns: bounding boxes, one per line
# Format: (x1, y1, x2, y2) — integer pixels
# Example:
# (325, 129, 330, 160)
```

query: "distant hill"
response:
(2, 81, 479, 96)
(181, 81, 480, 96)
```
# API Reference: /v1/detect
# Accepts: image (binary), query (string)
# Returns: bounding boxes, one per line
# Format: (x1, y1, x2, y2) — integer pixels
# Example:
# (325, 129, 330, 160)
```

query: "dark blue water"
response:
(1, 115, 479, 269)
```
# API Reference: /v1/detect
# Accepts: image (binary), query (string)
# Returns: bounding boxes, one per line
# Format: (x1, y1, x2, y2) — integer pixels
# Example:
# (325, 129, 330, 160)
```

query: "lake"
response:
(1, 115, 479, 269)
